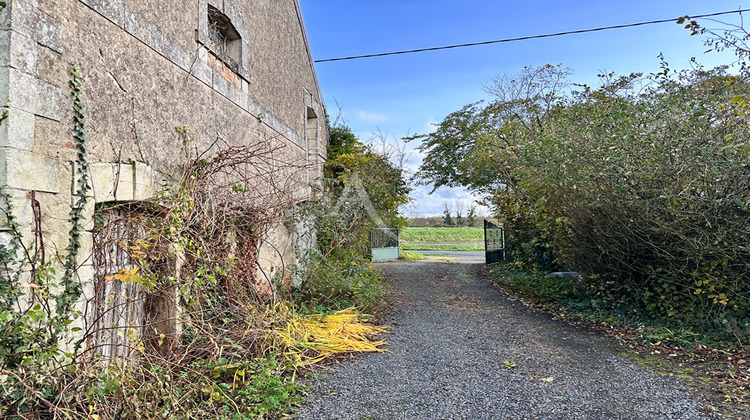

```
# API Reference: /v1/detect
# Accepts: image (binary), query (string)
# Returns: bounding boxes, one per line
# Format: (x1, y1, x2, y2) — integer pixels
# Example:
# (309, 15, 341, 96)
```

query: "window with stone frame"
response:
(207, 5, 242, 73)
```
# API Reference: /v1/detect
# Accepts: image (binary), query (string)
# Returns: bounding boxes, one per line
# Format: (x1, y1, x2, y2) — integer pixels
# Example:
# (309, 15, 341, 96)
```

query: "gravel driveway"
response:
(297, 259, 708, 420)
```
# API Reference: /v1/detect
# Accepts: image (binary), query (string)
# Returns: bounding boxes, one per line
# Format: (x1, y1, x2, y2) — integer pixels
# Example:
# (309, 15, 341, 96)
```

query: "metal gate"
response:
(91, 207, 146, 360)
(370, 227, 399, 262)
(484, 219, 506, 265)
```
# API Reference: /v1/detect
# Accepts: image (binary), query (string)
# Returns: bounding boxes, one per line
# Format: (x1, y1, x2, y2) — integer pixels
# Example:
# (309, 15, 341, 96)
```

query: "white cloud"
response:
(423, 118, 438, 134)
(356, 110, 389, 123)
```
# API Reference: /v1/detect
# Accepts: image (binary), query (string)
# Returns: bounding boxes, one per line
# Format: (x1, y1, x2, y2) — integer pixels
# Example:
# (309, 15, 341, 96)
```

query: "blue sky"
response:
(298, 1, 745, 217)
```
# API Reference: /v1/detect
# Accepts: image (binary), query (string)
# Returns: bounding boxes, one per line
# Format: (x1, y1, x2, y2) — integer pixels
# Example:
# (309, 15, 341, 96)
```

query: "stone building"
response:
(0, 0, 326, 356)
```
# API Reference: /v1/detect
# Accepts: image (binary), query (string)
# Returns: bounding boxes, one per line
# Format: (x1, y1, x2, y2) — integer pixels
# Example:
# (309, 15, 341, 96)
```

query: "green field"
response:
(400, 227, 484, 251)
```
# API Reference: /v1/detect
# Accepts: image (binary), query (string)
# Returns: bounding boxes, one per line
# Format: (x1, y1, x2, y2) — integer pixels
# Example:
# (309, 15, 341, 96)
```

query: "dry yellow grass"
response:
(275, 307, 388, 369)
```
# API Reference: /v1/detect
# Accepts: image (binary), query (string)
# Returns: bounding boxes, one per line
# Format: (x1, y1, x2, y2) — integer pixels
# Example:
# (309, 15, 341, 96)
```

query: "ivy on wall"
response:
(56, 64, 90, 335)
(0, 64, 91, 407)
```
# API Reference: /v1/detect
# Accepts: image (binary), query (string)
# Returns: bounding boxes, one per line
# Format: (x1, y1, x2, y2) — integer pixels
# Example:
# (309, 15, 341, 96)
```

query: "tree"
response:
(442, 202, 453, 226)
(416, 63, 750, 328)
(454, 199, 464, 226)
(467, 204, 477, 227)
(316, 122, 411, 261)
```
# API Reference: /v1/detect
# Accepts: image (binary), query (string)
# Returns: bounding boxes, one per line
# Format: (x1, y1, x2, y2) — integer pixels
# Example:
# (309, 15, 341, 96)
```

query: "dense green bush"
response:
(290, 254, 387, 313)
(520, 67, 750, 326)
(418, 63, 750, 337)
(288, 121, 407, 314)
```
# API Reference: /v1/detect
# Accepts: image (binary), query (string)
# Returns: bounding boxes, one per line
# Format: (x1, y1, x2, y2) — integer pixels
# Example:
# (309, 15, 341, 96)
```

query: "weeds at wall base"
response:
(0, 64, 389, 418)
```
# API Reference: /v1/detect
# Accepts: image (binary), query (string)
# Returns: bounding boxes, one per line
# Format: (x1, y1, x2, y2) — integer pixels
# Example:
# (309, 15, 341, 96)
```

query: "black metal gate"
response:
(484, 219, 506, 265)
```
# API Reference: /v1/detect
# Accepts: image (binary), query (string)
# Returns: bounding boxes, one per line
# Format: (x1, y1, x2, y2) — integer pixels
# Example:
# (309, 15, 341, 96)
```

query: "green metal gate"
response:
(370, 227, 399, 262)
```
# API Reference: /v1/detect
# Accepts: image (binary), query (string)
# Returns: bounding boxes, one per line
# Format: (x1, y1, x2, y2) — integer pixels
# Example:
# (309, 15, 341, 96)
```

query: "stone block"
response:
(75, 231, 95, 267)
(0, 148, 61, 193)
(122, 4, 140, 36)
(0, 107, 35, 150)
(71, 161, 94, 198)
(77, 195, 96, 232)
(32, 10, 63, 53)
(80, 0, 125, 28)
(9, 31, 38, 74)
(212, 68, 232, 98)
(3, 0, 36, 37)
(165, 39, 192, 71)
(90, 162, 136, 203)
(74, 264, 97, 300)
(192, 59, 212, 87)
(133, 161, 154, 201)
(227, 82, 243, 108)
(0, 1, 10, 30)
(6, 68, 62, 121)
(0, 67, 8, 105)
(0, 31, 8, 66)
(0, 189, 33, 229)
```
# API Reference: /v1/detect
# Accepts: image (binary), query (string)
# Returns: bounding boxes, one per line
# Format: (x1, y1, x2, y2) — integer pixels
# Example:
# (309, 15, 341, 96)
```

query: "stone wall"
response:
(0, 0, 327, 319)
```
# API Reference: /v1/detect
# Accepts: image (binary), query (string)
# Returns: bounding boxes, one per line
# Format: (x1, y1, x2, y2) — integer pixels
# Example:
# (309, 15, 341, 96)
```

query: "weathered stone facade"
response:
(0, 0, 326, 342)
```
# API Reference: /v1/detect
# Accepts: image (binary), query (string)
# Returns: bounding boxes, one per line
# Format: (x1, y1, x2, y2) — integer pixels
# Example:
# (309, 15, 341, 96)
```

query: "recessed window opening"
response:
(208, 5, 241, 72)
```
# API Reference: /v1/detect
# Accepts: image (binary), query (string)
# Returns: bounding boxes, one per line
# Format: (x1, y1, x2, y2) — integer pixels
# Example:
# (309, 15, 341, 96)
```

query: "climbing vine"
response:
(0, 63, 94, 414)
(55, 63, 90, 332)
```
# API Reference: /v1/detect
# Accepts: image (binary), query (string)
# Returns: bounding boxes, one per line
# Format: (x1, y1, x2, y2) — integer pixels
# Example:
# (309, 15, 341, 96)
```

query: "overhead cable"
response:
(314, 8, 750, 63)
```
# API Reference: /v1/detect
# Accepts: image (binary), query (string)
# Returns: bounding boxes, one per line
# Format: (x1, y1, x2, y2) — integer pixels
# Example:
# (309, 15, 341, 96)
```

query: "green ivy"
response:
(55, 64, 90, 336)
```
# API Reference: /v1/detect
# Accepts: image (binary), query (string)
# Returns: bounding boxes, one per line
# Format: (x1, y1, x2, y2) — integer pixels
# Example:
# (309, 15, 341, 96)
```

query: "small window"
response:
(207, 5, 242, 72)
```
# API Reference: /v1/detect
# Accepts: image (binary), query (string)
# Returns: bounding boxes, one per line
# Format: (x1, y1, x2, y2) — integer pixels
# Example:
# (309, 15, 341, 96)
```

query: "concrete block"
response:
(6, 68, 62, 121)
(133, 161, 154, 201)
(0, 148, 61, 193)
(0, 107, 35, 150)
(90, 162, 135, 203)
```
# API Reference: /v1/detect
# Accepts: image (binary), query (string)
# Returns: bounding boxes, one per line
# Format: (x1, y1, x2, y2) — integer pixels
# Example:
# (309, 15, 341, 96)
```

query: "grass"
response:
(400, 227, 484, 251)
(399, 250, 426, 260)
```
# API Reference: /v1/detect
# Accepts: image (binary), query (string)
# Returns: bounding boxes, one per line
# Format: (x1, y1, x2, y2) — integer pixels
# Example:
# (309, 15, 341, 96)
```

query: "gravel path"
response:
(298, 260, 708, 420)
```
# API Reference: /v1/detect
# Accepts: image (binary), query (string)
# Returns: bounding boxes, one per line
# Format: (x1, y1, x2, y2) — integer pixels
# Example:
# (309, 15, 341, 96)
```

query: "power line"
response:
(314, 8, 750, 63)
